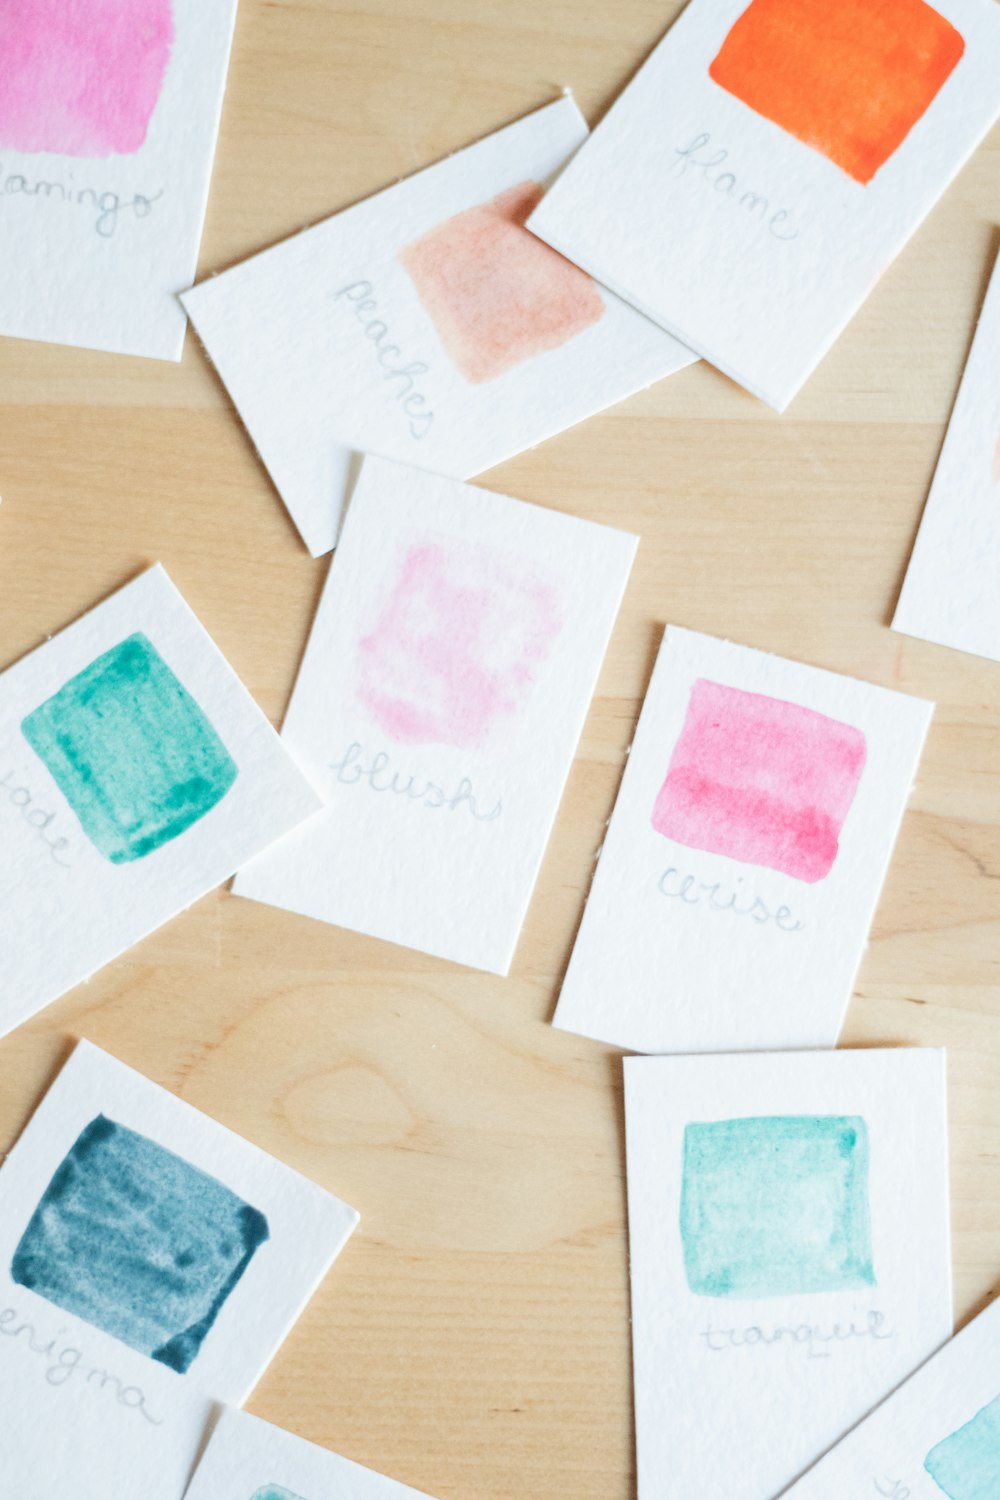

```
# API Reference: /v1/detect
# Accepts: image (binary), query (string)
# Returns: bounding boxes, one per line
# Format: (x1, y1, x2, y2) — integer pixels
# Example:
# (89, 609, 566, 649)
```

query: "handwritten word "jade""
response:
(0, 769, 72, 866)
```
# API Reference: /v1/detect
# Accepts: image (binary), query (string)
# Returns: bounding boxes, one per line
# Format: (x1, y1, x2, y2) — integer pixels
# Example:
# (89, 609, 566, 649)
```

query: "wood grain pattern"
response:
(1, 3, 999, 1496)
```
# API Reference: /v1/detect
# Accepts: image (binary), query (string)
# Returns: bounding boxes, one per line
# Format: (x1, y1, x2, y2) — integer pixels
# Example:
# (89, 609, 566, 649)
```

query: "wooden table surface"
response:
(2, 3, 999, 1497)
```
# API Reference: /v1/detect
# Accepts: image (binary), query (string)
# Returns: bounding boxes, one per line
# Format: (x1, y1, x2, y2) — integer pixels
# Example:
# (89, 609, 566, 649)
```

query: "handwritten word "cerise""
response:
(0, 770, 72, 866)
(658, 866, 803, 932)
(672, 133, 800, 242)
(335, 281, 435, 439)
(330, 742, 502, 822)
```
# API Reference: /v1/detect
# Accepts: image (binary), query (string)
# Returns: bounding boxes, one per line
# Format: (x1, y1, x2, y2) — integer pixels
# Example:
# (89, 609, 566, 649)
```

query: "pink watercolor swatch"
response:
(399, 181, 606, 385)
(652, 680, 867, 884)
(0, 0, 174, 159)
(358, 537, 562, 750)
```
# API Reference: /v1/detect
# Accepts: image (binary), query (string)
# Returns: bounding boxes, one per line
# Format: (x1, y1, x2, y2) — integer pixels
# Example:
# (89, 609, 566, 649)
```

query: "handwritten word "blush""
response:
(0, 769, 72, 866)
(672, 133, 800, 241)
(658, 867, 803, 931)
(335, 281, 435, 439)
(330, 742, 502, 822)
(701, 1309, 893, 1361)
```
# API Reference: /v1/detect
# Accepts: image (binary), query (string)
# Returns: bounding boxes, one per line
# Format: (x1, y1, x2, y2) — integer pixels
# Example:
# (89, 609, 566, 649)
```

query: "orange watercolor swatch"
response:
(400, 181, 605, 385)
(709, 0, 965, 186)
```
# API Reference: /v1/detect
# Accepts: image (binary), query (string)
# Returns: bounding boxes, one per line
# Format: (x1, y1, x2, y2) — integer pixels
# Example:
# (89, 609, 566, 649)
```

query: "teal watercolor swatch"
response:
(925, 1394, 1000, 1500)
(11, 1115, 269, 1374)
(679, 1114, 875, 1299)
(252, 1489, 308, 1500)
(21, 631, 238, 864)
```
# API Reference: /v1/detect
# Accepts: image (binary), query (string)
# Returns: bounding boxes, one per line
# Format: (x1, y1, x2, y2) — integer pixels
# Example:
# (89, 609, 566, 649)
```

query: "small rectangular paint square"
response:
(624, 1049, 952, 1500)
(680, 1115, 874, 1298)
(187, 1407, 448, 1500)
(0, 0, 242, 359)
(554, 626, 932, 1056)
(181, 97, 695, 556)
(527, 0, 1000, 410)
(893, 245, 1000, 663)
(0, 565, 321, 1040)
(780, 1303, 1000, 1500)
(232, 456, 637, 976)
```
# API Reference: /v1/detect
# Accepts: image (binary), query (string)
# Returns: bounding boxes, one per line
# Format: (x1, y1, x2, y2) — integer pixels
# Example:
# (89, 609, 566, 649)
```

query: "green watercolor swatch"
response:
(925, 1394, 1000, 1500)
(679, 1114, 875, 1299)
(21, 632, 237, 864)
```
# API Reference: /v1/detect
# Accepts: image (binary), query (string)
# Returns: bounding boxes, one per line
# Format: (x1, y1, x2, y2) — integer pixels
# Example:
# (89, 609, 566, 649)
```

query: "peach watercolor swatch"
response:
(709, 0, 965, 185)
(0, 0, 174, 158)
(652, 679, 867, 883)
(358, 537, 562, 751)
(400, 181, 605, 384)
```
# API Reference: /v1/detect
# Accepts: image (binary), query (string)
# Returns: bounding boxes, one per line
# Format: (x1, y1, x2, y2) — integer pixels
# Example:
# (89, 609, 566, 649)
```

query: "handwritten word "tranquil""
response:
(0, 769, 72, 866)
(0, 1306, 162, 1425)
(658, 866, 803, 932)
(0, 165, 162, 238)
(701, 1310, 893, 1361)
(335, 281, 435, 439)
(330, 742, 502, 822)
(672, 133, 800, 242)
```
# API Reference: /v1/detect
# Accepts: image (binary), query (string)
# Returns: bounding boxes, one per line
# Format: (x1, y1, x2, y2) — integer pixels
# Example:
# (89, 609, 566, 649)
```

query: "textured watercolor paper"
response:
(187, 1405, 442, 1500)
(894, 245, 1000, 663)
(0, 1041, 358, 1500)
(626, 1049, 952, 1500)
(555, 627, 932, 1054)
(527, 0, 1000, 411)
(234, 456, 637, 974)
(0, 565, 321, 1038)
(782, 1295, 1000, 1500)
(181, 97, 695, 556)
(0, 0, 240, 360)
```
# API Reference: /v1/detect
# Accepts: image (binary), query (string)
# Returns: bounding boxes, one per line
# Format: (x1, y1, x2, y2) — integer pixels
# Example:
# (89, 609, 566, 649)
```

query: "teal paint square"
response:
(21, 632, 238, 864)
(679, 1115, 875, 1299)
(925, 1395, 1000, 1500)
(252, 1489, 307, 1500)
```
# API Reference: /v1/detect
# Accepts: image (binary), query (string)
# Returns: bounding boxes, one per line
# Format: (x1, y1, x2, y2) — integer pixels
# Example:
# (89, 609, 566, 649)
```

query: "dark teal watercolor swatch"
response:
(252, 1489, 308, 1499)
(11, 1114, 269, 1374)
(679, 1114, 875, 1299)
(21, 632, 238, 864)
(925, 1395, 1000, 1500)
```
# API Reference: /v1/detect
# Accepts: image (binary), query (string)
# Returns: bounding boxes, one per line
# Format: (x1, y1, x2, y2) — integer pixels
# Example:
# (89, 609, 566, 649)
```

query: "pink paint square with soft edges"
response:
(358, 538, 562, 751)
(400, 181, 606, 385)
(0, 0, 174, 159)
(652, 679, 867, 884)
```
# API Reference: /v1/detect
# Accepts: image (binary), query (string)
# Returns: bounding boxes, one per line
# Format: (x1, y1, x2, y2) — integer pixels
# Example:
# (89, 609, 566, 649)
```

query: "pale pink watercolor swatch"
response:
(399, 180, 606, 385)
(652, 679, 867, 884)
(358, 538, 562, 750)
(0, 0, 174, 158)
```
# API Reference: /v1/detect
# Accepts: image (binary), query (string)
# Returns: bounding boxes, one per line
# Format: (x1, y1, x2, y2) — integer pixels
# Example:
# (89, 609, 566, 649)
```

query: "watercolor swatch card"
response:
(187, 1405, 442, 1500)
(782, 1293, 1000, 1499)
(625, 1049, 952, 1500)
(181, 97, 695, 556)
(555, 627, 932, 1054)
(0, 565, 321, 1038)
(0, 0, 241, 359)
(0, 1041, 358, 1500)
(527, 0, 1000, 410)
(894, 246, 1000, 663)
(234, 456, 637, 974)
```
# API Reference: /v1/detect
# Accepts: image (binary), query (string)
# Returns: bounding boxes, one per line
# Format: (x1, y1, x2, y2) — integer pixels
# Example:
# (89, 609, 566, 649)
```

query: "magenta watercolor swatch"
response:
(652, 679, 867, 883)
(0, 0, 174, 158)
(358, 537, 562, 751)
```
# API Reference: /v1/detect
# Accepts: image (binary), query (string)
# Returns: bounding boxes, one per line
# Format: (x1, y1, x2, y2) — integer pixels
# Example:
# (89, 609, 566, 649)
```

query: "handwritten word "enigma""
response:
(1, 770, 72, 866)
(0, 1307, 161, 1425)
(658, 867, 803, 932)
(335, 281, 435, 439)
(672, 133, 800, 242)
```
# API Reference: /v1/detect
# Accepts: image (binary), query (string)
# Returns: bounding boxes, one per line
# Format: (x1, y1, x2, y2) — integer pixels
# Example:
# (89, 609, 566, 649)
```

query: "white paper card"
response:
(0, 565, 321, 1037)
(0, 1041, 358, 1500)
(528, 0, 1000, 411)
(187, 1405, 441, 1500)
(625, 1049, 952, 1500)
(234, 456, 637, 974)
(893, 245, 1000, 663)
(181, 97, 695, 556)
(783, 1294, 1000, 1500)
(555, 627, 932, 1054)
(0, 0, 240, 360)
